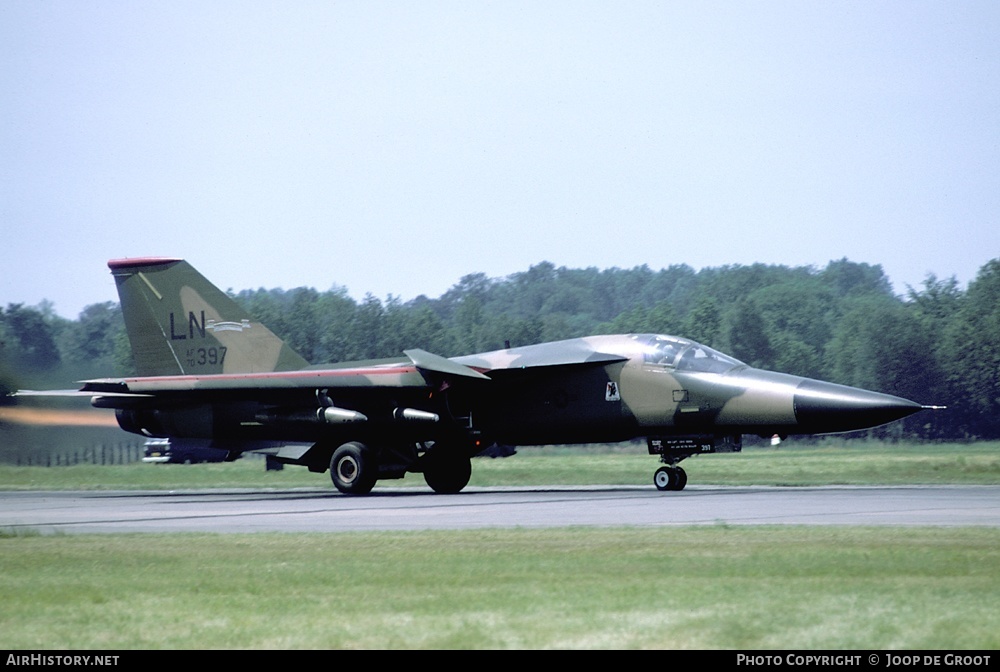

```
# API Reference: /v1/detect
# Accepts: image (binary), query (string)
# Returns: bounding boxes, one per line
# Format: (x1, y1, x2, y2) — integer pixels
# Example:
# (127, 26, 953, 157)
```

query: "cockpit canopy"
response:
(632, 334, 744, 374)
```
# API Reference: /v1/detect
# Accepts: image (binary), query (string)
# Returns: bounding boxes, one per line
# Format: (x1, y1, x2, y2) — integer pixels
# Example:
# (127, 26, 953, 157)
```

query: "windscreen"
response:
(633, 334, 744, 374)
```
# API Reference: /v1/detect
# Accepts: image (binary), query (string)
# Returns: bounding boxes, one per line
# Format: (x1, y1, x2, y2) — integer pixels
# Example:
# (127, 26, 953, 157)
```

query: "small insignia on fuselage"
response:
(605, 382, 621, 401)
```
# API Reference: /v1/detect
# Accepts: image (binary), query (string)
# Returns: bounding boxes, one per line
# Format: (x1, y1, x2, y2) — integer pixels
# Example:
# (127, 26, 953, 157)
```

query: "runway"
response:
(2, 485, 998, 533)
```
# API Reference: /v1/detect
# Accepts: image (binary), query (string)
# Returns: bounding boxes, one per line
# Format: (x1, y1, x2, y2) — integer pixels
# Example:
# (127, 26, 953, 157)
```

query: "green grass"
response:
(0, 441, 997, 490)
(1, 527, 997, 649)
(1, 443, 996, 650)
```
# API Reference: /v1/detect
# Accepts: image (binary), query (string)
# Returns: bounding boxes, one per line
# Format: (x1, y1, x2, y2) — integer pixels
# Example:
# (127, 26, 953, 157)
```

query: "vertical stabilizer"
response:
(109, 258, 309, 376)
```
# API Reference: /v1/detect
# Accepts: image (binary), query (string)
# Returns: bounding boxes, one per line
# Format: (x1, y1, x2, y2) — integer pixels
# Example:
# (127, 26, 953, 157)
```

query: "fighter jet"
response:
(68, 258, 934, 494)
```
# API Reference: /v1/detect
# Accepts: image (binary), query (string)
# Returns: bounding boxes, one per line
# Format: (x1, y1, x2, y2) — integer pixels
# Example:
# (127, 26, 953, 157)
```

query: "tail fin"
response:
(110, 258, 309, 376)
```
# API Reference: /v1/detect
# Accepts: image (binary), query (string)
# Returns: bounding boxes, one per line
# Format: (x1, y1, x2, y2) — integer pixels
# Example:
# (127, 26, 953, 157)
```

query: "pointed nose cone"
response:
(793, 379, 924, 434)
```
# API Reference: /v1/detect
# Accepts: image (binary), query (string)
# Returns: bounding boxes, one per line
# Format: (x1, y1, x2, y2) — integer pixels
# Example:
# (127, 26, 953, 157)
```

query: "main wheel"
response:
(423, 447, 472, 494)
(330, 442, 378, 495)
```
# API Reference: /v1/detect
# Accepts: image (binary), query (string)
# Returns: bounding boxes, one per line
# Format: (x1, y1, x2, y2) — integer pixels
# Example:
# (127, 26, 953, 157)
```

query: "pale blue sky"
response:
(2, 1, 998, 318)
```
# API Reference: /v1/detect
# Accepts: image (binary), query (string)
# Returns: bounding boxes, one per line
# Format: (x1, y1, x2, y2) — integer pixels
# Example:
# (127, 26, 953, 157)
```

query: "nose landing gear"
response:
(647, 435, 741, 492)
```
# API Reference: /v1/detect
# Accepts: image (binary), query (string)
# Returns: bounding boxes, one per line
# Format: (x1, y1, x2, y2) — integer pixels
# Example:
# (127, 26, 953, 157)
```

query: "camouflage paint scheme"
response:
(79, 258, 931, 494)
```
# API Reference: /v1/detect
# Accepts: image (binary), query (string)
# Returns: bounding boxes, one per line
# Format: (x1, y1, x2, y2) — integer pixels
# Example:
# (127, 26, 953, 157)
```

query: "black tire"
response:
(330, 442, 377, 495)
(423, 448, 472, 494)
(673, 467, 687, 491)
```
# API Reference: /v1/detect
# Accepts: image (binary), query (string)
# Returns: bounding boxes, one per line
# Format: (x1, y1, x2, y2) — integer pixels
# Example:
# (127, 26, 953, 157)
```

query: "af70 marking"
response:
(185, 347, 226, 367)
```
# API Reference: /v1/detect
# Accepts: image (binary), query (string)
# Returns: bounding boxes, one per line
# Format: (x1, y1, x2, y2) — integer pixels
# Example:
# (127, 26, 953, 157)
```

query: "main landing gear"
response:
(420, 445, 472, 495)
(653, 465, 687, 491)
(330, 442, 378, 495)
(325, 439, 474, 495)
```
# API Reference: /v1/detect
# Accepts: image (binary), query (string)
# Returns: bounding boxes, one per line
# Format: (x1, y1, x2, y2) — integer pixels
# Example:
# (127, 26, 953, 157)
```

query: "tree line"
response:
(3, 257, 998, 440)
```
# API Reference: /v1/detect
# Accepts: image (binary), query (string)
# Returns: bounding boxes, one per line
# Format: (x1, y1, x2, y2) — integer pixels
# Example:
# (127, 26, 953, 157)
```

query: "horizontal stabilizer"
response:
(14, 389, 96, 398)
(15, 389, 152, 400)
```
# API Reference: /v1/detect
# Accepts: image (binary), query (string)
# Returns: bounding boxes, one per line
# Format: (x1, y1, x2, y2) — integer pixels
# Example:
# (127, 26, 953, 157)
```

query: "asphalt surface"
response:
(2, 485, 999, 533)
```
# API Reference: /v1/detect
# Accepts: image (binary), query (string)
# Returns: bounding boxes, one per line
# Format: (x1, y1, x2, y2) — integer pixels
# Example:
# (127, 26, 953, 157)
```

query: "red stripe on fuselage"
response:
(120, 365, 419, 385)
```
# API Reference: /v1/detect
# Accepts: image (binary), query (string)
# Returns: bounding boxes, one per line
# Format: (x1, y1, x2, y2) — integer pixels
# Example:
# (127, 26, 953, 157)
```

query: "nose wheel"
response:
(654, 466, 687, 491)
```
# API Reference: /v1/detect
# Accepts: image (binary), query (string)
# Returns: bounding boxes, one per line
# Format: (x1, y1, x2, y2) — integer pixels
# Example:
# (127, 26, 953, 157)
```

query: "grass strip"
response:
(0, 441, 997, 491)
(1, 526, 997, 649)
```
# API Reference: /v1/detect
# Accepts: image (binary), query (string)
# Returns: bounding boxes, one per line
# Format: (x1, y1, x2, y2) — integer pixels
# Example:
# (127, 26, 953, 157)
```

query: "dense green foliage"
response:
(3, 257, 999, 439)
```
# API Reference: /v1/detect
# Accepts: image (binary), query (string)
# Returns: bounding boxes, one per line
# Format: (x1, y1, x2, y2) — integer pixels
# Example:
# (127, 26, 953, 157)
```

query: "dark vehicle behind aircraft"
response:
(142, 438, 228, 464)
(26, 258, 939, 494)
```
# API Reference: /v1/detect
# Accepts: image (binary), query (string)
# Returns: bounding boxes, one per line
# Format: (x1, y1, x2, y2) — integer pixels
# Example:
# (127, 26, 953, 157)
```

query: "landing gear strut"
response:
(654, 466, 687, 491)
